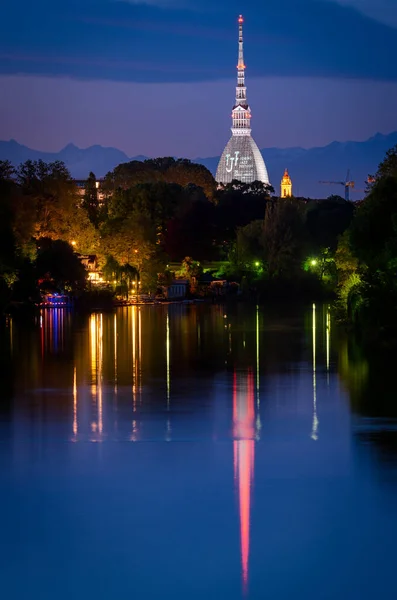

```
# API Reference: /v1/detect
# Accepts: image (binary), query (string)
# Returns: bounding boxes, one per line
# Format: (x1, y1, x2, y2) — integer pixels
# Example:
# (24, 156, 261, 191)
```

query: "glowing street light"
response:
(310, 259, 318, 267)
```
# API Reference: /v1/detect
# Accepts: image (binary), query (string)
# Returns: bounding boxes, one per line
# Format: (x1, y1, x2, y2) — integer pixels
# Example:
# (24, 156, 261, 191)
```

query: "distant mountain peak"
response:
(0, 132, 396, 197)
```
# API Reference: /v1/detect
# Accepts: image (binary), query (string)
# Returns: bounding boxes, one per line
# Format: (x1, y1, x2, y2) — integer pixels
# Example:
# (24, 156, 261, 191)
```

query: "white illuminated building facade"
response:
(216, 16, 270, 186)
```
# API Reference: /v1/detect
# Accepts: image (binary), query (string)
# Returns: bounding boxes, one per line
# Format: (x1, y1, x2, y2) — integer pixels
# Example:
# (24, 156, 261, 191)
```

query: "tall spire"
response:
(215, 14, 270, 186)
(232, 15, 251, 136)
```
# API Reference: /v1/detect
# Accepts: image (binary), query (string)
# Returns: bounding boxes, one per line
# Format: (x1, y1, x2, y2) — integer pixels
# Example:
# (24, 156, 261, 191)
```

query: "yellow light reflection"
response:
(98, 314, 103, 435)
(90, 314, 97, 397)
(132, 306, 137, 411)
(89, 313, 103, 439)
(311, 304, 318, 441)
(114, 313, 118, 394)
(138, 308, 142, 404)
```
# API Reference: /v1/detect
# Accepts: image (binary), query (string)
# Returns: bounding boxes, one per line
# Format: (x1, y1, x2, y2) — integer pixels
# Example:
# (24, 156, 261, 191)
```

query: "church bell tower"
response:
(281, 168, 292, 197)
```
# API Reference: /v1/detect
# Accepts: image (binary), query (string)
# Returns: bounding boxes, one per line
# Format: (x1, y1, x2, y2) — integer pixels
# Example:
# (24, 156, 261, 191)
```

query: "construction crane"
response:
(319, 169, 355, 201)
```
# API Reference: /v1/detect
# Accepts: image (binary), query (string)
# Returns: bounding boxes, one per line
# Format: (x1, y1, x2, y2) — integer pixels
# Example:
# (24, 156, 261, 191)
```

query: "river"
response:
(0, 303, 397, 599)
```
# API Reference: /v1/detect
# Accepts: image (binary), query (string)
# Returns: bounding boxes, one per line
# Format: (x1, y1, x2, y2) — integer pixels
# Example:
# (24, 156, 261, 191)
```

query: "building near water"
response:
(281, 168, 292, 197)
(216, 16, 270, 186)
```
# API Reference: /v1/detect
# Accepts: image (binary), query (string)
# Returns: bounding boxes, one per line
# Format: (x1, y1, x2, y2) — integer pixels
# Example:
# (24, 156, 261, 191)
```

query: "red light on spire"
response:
(238, 15, 244, 23)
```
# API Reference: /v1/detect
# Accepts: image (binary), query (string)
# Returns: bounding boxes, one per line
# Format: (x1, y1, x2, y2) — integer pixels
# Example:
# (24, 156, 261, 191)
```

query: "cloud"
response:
(325, 0, 397, 29)
(1, 0, 397, 82)
(1, 74, 396, 157)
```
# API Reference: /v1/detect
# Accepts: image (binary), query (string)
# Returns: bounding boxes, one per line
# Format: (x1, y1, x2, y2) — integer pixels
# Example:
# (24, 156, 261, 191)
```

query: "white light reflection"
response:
(255, 305, 261, 437)
(311, 303, 319, 441)
(114, 313, 118, 394)
(166, 310, 170, 408)
(73, 365, 78, 439)
(326, 306, 331, 378)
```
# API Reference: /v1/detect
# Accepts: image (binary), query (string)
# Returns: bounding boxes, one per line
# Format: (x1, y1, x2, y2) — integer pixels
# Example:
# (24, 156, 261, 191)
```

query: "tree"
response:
(103, 157, 216, 200)
(36, 239, 86, 292)
(304, 196, 355, 252)
(0, 160, 15, 181)
(375, 144, 397, 180)
(234, 220, 265, 271)
(82, 171, 100, 227)
(263, 198, 305, 278)
(350, 176, 397, 271)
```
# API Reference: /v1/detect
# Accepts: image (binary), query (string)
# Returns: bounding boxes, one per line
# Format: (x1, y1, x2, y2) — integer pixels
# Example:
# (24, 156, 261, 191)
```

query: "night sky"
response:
(1, 0, 397, 158)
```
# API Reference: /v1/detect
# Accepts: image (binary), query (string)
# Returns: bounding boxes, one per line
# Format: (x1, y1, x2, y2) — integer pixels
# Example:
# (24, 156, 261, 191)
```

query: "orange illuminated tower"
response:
(281, 168, 292, 197)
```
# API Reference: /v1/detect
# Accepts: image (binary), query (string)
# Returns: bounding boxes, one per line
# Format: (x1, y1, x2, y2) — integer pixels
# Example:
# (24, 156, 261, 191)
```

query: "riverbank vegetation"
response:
(1, 147, 397, 342)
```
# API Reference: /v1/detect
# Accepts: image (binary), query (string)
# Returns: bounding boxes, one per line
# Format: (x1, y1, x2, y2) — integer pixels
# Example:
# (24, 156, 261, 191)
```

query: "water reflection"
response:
(233, 370, 256, 595)
(90, 313, 103, 440)
(311, 303, 318, 441)
(3, 304, 397, 600)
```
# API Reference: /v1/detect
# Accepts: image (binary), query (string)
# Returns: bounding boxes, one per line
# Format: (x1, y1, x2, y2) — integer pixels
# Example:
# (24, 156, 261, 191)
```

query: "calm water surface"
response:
(1, 303, 397, 599)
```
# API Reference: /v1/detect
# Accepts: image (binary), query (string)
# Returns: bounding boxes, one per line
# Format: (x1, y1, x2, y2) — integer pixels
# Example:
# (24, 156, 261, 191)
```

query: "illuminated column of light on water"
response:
(166, 310, 170, 408)
(326, 306, 331, 376)
(138, 308, 142, 404)
(255, 306, 261, 437)
(311, 304, 318, 441)
(165, 309, 172, 441)
(90, 314, 97, 397)
(98, 314, 103, 436)
(73, 365, 78, 439)
(132, 306, 137, 411)
(233, 370, 255, 596)
(89, 313, 103, 438)
(114, 313, 118, 394)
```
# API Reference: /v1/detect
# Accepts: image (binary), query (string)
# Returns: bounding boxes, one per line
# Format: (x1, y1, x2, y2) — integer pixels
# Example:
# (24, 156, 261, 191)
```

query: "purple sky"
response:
(1, 0, 397, 157)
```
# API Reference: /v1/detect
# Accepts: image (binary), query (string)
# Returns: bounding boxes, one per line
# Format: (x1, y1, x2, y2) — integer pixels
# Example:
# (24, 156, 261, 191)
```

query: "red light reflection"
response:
(233, 370, 255, 595)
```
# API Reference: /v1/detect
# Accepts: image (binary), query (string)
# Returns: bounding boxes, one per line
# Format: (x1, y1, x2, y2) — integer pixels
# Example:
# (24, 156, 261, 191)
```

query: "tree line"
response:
(1, 146, 397, 344)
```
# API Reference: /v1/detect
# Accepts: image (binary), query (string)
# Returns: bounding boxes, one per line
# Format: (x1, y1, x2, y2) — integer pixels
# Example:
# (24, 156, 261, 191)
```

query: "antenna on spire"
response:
(237, 14, 245, 70)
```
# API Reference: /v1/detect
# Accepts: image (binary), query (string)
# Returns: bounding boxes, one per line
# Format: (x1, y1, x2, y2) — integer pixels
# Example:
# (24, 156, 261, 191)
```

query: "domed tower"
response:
(216, 16, 270, 186)
(280, 168, 292, 197)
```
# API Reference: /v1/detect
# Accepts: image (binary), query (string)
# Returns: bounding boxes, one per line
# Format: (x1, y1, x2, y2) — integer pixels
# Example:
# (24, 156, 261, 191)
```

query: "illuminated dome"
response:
(216, 15, 270, 186)
(216, 135, 269, 184)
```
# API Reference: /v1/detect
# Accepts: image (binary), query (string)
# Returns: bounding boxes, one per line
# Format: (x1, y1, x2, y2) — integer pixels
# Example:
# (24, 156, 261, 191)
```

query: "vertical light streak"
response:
(132, 306, 137, 411)
(9, 317, 13, 356)
(138, 308, 142, 404)
(166, 310, 170, 408)
(233, 370, 255, 596)
(256, 306, 260, 404)
(40, 312, 43, 359)
(114, 313, 118, 394)
(73, 365, 78, 438)
(326, 307, 331, 374)
(311, 304, 319, 441)
(98, 313, 103, 436)
(90, 314, 97, 397)
(255, 305, 262, 437)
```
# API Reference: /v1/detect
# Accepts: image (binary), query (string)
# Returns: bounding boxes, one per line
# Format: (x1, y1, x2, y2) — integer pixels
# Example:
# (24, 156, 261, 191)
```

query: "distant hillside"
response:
(197, 132, 397, 200)
(1, 132, 397, 199)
